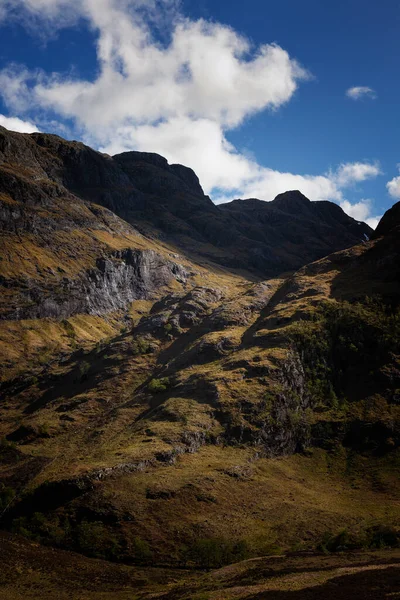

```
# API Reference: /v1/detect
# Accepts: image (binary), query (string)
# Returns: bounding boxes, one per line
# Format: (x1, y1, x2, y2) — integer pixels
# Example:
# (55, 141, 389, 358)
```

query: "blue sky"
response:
(0, 0, 399, 227)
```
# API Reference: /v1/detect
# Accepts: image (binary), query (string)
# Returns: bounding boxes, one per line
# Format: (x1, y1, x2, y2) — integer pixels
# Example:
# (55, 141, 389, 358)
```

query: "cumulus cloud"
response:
(387, 166, 400, 200)
(0, 114, 39, 133)
(334, 162, 381, 187)
(0, 0, 382, 227)
(346, 86, 377, 100)
(339, 199, 381, 229)
(387, 177, 400, 199)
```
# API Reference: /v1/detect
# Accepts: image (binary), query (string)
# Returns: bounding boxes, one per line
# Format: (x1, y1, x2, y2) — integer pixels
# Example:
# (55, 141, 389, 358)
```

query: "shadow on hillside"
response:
(245, 566, 400, 600)
(330, 234, 400, 302)
(23, 333, 131, 414)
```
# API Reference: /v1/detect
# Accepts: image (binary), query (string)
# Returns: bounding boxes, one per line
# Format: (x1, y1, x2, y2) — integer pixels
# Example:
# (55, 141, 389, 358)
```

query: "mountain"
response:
(0, 126, 372, 279)
(220, 191, 372, 271)
(0, 127, 399, 596)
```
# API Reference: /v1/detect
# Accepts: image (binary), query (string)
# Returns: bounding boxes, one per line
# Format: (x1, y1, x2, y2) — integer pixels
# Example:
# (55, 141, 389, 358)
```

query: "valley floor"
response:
(1, 531, 399, 600)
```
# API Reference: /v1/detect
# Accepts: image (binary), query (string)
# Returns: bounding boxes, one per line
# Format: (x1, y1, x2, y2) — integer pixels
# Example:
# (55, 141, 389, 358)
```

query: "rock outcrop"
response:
(2, 249, 188, 320)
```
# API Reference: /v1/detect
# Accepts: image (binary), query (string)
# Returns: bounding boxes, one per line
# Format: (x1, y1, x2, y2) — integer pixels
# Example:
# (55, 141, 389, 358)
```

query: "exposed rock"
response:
(220, 465, 253, 479)
(2, 249, 188, 320)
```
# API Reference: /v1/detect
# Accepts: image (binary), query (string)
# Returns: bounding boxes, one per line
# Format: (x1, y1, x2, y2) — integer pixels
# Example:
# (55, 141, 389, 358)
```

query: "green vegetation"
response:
(0, 484, 15, 512)
(0, 437, 16, 452)
(318, 524, 400, 553)
(78, 360, 91, 381)
(131, 536, 153, 562)
(62, 319, 76, 340)
(130, 336, 153, 356)
(289, 297, 400, 409)
(148, 377, 170, 393)
(11, 513, 123, 561)
(186, 537, 250, 568)
(12, 512, 69, 547)
(76, 520, 121, 560)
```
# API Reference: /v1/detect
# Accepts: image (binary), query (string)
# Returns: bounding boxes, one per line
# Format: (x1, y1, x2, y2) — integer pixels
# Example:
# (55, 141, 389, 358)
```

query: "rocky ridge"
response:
(1, 126, 372, 279)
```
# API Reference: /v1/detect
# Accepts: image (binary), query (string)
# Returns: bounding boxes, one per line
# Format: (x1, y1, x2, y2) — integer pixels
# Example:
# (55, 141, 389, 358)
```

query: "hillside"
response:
(0, 128, 399, 597)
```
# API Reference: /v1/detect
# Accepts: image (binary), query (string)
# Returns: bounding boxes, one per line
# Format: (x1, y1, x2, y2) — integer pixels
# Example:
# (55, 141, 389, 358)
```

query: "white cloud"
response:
(346, 86, 377, 100)
(334, 162, 381, 187)
(0, 113, 39, 133)
(0, 1, 309, 127)
(339, 199, 381, 229)
(387, 177, 400, 199)
(387, 166, 400, 200)
(364, 216, 381, 230)
(0, 0, 382, 227)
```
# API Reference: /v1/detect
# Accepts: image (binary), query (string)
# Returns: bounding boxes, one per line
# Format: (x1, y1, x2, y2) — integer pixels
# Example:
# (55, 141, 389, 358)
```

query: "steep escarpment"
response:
(2, 249, 188, 320)
(0, 126, 208, 381)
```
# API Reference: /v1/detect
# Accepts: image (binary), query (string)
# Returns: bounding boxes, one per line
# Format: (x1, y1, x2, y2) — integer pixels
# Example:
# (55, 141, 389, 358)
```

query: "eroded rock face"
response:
(2, 249, 189, 320)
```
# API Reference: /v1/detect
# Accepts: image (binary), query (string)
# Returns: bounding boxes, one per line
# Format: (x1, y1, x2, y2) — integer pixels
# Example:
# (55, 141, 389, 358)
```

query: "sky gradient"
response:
(0, 0, 399, 228)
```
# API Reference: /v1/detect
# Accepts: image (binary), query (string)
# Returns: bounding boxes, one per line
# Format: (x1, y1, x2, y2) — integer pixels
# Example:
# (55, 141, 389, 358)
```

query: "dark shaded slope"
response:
(0, 126, 372, 276)
(374, 200, 400, 238)
(220, 191, 372, 270)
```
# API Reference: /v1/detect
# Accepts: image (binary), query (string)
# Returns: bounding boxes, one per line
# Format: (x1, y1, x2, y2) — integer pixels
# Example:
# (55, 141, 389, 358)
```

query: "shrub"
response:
(131, 337, 153, 356)
(78, 361, 91, 381)
(317, 524, 400, 553)
(131, 536, 153, 562)
(367, 525, 400, 548)
(76, 520, 120, 559)
(62, 320, 76, 340)
(148, 377, 170, 393)
(38, 423, 50, 436)
(0, 437, 16, 452)
(11, 512, 69, 546)
(0, 484, 15, 512)
(321, 529, 355, 552)
(188, 537, 250, 568)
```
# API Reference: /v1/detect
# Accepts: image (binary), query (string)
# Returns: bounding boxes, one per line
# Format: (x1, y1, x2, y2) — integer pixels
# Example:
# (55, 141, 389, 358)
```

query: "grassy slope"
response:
(0, 234, 399, 567)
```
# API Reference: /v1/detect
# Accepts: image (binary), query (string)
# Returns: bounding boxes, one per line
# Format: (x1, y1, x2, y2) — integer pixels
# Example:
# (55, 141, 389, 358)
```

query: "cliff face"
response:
(3, 249, 188, 320)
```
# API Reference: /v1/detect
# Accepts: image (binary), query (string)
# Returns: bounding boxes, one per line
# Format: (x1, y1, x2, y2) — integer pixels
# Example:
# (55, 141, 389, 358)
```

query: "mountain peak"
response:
(271, 190, 312, 212)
